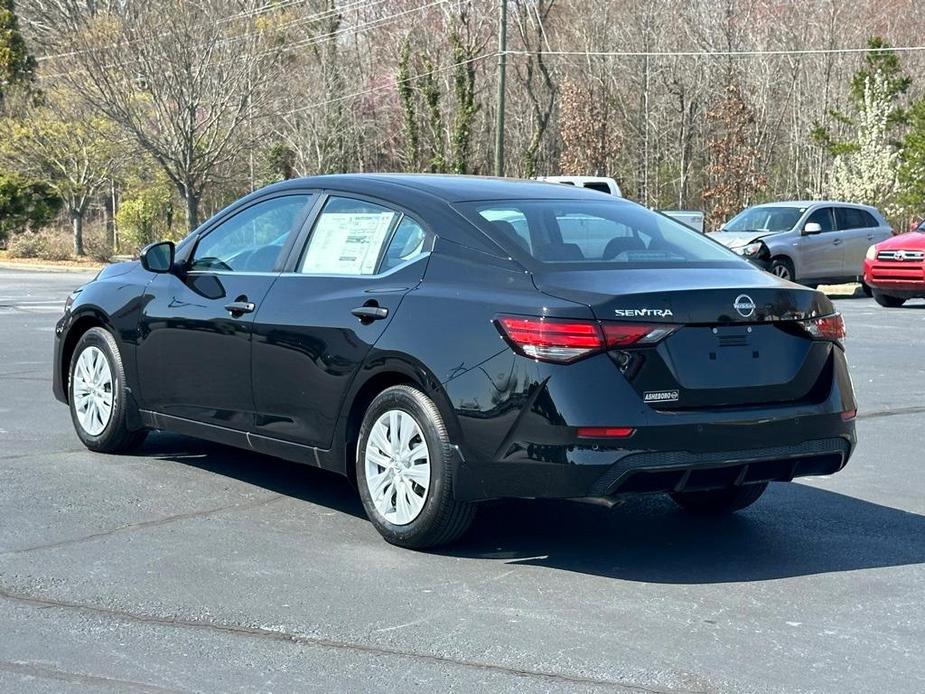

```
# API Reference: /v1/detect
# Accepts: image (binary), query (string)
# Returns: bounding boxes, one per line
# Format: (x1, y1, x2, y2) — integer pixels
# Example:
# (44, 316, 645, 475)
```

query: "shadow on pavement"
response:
(138, 433, 925, 584)
(136, 431, 365, 520)
(450, 484, 925, 583)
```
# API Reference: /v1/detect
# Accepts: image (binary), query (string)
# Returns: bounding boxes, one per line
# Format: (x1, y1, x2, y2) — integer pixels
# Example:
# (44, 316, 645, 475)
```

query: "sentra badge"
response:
(614, 308, 674, 318)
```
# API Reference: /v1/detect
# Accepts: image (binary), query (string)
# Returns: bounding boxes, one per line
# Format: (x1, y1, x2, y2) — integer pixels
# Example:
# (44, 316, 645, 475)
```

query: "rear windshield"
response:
(723, 206, 803, 233)
(458, 199, 745, 269)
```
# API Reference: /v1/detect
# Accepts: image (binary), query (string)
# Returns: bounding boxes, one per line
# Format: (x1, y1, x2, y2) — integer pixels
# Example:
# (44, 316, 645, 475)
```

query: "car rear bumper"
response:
(447, 344, 857, 502)
(453, 419, 855, 501)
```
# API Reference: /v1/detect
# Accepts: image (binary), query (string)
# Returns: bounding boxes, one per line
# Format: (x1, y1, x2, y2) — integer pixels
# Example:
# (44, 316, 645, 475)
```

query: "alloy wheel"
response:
(72, 346, 114, 436)
(772, 264, 792, 280)
(364, 409, 431, 525)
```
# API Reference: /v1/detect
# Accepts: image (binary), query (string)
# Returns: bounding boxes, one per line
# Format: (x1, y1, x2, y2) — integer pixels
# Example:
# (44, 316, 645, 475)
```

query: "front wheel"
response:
(861, 281, 873, 297)
(769, 257, 795, 282)
(670, 482, 768, 514)
(68, 327, 147, 453)
(872, 290, 906, 307)
(356, 385, 476, 549)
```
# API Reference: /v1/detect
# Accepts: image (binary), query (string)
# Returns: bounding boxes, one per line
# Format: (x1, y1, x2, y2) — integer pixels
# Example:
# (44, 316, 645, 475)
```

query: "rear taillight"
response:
(577, 426, 636, 439)
(802, 313, 846, 341)
(495, 315, 677, 363)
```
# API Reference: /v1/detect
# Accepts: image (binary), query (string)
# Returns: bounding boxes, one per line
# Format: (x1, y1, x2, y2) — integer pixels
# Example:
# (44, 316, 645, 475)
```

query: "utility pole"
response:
(493, 0, 508, 177)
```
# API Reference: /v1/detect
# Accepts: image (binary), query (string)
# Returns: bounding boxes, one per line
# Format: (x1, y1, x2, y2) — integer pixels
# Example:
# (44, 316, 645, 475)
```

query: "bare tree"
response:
(38, 0, 285, 230)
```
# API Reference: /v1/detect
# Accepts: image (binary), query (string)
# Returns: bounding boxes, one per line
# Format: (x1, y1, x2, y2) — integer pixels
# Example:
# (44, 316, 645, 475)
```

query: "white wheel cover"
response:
(364, 410, 431, 526)
(72, 345, 114, 436)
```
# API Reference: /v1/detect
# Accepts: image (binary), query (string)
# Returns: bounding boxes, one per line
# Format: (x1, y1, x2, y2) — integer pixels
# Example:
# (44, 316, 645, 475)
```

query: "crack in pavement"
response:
(0, 660, 188, 694)
(0, 494, 285, 557)
(857, 405, 925, 420)
(0, 587, 693, 694)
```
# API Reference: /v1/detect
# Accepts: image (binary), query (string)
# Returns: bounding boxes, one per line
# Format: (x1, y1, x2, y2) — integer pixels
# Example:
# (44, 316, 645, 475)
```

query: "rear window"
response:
(459, 199, 743, 268)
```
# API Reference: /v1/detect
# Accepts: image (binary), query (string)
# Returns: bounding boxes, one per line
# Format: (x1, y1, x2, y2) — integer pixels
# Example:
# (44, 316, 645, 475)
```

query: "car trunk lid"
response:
(533, 267, 837, 409)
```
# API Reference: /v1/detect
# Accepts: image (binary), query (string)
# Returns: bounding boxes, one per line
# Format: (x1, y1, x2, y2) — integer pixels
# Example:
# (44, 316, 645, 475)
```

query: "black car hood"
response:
(532, 267, 835, 324)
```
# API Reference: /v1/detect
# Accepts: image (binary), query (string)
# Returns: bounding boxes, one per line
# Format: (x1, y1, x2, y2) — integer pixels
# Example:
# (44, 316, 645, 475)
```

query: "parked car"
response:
(863, 219, 925, 307)
(709, 201, 893, 287)
(660, 210, 705, 233)
(535, 175, 622, 196)
(53, 175, 856, 548)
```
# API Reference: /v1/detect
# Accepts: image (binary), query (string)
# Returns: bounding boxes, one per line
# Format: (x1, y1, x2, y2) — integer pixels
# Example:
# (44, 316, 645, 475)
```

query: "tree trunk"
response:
(184, 191, 200, 232)
(72, 210, 84, 257)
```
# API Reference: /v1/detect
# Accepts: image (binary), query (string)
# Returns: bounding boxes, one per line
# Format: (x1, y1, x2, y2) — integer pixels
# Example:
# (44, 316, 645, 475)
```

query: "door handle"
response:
(832, 238, 842, 246)
(351, 305, 389, 321)
(225, 300, 256, 315)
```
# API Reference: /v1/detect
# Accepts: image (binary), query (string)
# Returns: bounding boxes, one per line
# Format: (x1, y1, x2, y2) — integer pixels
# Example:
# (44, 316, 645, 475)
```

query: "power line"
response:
(37, 0, 451, 80)
(503, 45, 925, 58)
(35, 0, 380, 63)
(277, 51, 497, 118)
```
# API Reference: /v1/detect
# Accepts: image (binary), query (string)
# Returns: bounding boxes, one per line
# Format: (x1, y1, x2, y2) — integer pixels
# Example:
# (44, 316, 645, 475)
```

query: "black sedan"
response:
(53, 175, 857, 548)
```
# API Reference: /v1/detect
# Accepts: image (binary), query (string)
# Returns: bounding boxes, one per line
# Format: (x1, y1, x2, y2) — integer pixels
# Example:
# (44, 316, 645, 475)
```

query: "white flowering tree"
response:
(828, 71, 901, 212)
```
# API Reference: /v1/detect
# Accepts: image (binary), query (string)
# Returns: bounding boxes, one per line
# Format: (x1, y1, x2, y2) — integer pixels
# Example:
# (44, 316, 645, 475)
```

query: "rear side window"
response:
(299, 197, 398, 275)
(460, 199, 742, 268)
(380, 216, 427, 272)
(582, 182, 612, 194)
(837, 207, 877, 229)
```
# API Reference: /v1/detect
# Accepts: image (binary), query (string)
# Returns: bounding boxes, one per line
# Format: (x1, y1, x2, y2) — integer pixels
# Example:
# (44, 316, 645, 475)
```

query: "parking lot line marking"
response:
(0, 587, 691, 694)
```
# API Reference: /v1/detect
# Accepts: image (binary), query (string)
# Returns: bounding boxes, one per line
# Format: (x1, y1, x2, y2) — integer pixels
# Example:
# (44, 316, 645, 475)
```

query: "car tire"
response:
(670, 482, 768, 514)
(861, 281, 873, 297)
(872, 290, 906, 307)
(68, 327, 147, 453)
(769, 257, 795, 282)
(356, 385, 476, 549)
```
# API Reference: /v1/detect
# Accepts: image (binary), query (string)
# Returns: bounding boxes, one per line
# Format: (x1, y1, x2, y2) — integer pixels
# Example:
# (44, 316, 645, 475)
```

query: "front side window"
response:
(299, 197, 399, 275)
(806, 207, 835, 232)
(723, 206, 803, 233)
(190, 195, 312, 272)
(460, 199, 743, 268)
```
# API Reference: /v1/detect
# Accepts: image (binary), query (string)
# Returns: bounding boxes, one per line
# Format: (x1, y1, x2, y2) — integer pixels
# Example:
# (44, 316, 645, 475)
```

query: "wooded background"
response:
(2, 0, 925, 257)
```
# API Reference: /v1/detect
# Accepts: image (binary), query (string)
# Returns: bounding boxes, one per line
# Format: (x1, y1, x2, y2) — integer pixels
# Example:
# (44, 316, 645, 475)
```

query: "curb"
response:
(0, 262, 103, 274)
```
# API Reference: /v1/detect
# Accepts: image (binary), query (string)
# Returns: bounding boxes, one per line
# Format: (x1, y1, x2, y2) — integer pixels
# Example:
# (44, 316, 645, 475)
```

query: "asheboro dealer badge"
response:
(643, 389, 680, 403)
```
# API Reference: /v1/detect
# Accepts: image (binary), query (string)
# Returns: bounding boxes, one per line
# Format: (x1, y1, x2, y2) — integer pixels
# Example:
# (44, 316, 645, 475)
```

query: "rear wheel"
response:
(68, 327, 147, 453)
(356, 385, 475, 549)
(873, 290, 906, 307)
(670, 482, 768, 514)
(769, 257, 795, 282)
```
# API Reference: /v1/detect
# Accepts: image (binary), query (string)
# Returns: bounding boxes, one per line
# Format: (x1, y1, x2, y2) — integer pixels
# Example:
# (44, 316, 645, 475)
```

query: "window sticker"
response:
(301, 211, 396, 275)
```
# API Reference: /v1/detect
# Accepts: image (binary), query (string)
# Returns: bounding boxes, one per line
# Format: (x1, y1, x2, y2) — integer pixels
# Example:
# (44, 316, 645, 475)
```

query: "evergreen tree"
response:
(0, 0, 37, 107)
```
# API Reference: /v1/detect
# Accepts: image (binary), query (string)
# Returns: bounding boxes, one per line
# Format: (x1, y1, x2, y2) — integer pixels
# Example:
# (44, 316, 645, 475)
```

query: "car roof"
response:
(752, 200, 880, 211)
(255, 173, 615, 203)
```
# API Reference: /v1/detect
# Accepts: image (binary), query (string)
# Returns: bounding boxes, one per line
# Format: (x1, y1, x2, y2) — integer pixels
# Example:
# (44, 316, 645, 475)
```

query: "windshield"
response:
(458, 199, 745, 269)
(723, 206, 803, 233)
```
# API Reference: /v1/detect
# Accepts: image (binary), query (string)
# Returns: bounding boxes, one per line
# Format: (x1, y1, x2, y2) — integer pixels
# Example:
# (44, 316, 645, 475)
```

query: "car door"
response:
(135, 193, 315, 429)
(251, 194, 431, 449)
(837, 207, 889, 277)
(795, 206, 843, 280)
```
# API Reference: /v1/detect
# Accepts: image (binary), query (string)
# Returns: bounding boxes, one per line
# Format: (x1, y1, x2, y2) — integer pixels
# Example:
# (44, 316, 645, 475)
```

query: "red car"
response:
(863, 220, 925, 307)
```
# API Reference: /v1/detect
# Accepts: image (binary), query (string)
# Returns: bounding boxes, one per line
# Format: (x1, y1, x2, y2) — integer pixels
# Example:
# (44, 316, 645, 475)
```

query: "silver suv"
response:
(709, 201, 893, 286)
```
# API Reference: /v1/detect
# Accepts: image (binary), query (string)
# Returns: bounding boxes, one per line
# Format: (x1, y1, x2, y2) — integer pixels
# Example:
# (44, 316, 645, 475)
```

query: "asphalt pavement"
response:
(0, 267, 923, 693)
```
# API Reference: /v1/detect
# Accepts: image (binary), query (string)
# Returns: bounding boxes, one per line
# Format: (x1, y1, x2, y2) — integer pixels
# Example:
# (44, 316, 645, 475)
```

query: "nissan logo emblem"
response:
(734, 294, 756, 318)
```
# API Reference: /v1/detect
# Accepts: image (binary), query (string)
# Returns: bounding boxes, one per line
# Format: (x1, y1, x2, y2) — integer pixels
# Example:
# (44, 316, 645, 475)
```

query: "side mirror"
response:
(802, 222, 823, 236)
(140, 241, 175, 273)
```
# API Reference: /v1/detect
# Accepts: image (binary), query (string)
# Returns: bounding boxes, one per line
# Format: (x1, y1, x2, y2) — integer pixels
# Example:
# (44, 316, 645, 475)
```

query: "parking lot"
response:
(0, 266, 923, 693)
